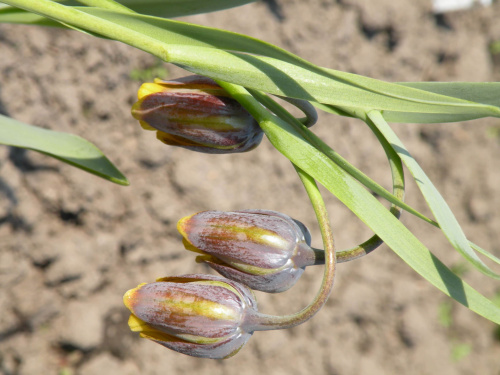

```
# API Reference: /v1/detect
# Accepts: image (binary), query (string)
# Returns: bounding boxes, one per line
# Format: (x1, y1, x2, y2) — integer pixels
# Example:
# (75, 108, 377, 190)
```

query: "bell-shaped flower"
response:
(178, 210, 320, 293)
(123, 274, 258, 359)
(131, 75, 263, 154)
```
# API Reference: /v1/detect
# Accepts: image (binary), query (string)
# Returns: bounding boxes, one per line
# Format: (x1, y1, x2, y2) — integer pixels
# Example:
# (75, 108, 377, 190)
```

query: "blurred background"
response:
(1, 0, 500, 374)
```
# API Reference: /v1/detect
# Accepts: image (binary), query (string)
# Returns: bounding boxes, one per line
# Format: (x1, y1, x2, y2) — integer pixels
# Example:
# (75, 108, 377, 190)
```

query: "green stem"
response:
(248, 167, 336, 331)
(247, 89, 435, 227)
(367, 110, 500, 279)
(276, 96, 318, 128)
(217, 81, 336, 331)
(245, 89, 406, 263)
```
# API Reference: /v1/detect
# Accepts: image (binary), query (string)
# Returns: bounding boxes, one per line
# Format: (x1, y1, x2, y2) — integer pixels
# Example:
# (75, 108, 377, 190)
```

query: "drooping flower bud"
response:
(177, 210, 320, 293)
(131, 75, 263, 154)
(123, 274, 258, 359)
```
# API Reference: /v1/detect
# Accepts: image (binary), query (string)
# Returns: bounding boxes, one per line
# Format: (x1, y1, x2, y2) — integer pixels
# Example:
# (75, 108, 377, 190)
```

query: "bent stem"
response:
(245, 89, 406, 264)
(217, 80, 336, 331)
(247, 167, 336, 331)
(248, 89, 434, 227)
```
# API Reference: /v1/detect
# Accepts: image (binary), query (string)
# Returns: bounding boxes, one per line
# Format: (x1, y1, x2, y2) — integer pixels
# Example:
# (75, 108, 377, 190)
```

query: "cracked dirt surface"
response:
(1, 1, 500, 374)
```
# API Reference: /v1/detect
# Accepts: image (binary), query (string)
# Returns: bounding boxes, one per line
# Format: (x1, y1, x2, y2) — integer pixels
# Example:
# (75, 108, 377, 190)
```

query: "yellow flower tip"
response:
(137, 82, 168, 100)
(176, 213, 196, 238)
(139, 121, 156, 131)
(123, 283, 146, 311)
(123, 289, 136, 312)
(183, 238, 206, 254)
(127, 313, 150, 332)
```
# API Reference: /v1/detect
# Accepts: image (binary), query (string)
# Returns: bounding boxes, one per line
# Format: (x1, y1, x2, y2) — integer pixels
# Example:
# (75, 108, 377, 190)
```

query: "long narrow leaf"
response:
(264, 112, 500, 323)
(399, 82, 500, 107)
(367, 110, 499, 279)
(72, 8, 499, 121)
(3, 2, 498, 123)
(219, 82, 500, 324)
(0, 114, 129, 186)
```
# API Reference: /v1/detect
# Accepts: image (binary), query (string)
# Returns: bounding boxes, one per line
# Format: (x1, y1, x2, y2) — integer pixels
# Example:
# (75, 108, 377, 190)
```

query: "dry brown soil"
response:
(1, 0, 500, 374)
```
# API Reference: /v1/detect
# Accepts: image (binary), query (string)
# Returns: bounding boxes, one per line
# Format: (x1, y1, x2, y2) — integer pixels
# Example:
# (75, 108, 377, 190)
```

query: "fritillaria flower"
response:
(131, 75, 263, 153)
(123, 274, 258, 359)
(178, 210, 321, 293)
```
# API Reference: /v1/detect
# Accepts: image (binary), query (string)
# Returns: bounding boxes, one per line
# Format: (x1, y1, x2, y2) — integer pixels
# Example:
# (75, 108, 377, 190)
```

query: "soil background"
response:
(1, 0, 500, 374)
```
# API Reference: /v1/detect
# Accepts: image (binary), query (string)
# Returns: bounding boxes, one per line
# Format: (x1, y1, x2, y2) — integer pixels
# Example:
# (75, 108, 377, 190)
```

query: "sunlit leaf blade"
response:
(387, 82, 500, 123)
(2, 4, 498, 122)
(252, 108, 500, 324)
(258, 92, 500, 269)
(367, 110, 500, 279)
(71, 8, 500, 121)
(399, 82, 500, 107)
(0, 114, 129, 186)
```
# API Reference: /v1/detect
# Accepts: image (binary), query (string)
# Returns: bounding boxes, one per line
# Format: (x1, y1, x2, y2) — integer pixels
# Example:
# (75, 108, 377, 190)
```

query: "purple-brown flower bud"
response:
(177, 210, 319, 293)
(131, 75, 263, 154)
(123, 274, 258, 359)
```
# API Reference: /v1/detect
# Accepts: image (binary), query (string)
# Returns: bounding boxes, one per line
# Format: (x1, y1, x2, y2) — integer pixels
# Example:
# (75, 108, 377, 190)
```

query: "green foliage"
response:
(221, 82, 500, 324)
(0, 114, 129, 186)
(1, 0, 499, 326)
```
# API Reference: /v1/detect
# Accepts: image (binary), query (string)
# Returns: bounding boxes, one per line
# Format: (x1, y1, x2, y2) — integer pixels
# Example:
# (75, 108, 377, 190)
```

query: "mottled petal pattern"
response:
(131, 76, 263, 154)
(178, 210, 318, 292)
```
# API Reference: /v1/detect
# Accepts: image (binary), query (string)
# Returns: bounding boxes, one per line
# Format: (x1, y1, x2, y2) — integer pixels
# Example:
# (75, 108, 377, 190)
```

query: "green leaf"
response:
(399, 82, 500, 107)
(389, 82, 500, 123)
(367, 110, 500, 279)
(268, 115, 500, 323)
(220, 83, 500, 325)
(0, 114, 129, 186)
(74, 8, 500, 121)
(256, 91, 500, 269)
(248, 88, 436, 226)
(3, 3, 499, 122)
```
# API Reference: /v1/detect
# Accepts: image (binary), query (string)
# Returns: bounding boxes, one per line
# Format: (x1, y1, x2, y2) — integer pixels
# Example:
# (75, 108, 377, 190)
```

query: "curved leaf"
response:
(75, 7, 500, 121)
(0, 114, 129, 186)
(219, 82, 500, 325)
(367, 110, 500, 279)
(3, 2, 499, 122)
